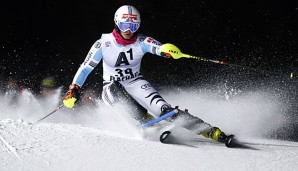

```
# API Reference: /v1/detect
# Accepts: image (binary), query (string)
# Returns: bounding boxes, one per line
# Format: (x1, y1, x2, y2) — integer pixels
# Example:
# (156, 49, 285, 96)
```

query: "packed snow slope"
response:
(1, 87, 298, 171)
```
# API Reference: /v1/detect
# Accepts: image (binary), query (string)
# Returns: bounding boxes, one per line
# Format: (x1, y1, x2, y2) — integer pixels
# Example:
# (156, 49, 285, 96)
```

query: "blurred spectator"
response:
(5, 77, 18, 93)
(38, 76, 62, 111)
(40, 76, 58, 96)
(1, 77, 28, 106)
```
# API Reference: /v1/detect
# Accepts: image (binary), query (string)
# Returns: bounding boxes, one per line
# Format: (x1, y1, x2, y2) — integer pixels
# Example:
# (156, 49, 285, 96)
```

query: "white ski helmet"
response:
(114, 5, 141, 33)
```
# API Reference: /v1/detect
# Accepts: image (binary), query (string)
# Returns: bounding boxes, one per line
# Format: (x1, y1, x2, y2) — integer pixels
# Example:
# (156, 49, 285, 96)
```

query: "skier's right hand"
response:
(63, 84, 80, 108)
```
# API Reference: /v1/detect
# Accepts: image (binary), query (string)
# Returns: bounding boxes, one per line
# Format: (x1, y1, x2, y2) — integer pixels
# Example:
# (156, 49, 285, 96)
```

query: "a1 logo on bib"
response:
(115, 49, 133, 67)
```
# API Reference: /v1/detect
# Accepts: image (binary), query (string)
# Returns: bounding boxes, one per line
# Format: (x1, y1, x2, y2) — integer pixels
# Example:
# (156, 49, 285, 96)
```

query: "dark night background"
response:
(1, 1, 298, 139)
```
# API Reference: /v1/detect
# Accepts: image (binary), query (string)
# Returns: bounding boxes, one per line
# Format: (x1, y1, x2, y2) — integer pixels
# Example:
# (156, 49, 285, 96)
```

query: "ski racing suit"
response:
(71, 32, 225, 141)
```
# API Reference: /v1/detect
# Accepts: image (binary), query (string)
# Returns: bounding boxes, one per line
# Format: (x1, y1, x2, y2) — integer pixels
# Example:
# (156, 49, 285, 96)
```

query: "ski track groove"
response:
(0, 120, 84, 159)
(0, 133, 21, 160)
(0, 119, 103, 170)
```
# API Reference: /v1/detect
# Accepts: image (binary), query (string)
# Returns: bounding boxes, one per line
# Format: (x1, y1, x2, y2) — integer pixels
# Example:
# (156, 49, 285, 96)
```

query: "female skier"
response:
(63, 5, 233, 146)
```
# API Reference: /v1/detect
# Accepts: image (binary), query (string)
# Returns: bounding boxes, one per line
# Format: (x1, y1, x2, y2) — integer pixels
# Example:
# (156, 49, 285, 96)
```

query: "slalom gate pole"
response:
(35, 104, 64, 123)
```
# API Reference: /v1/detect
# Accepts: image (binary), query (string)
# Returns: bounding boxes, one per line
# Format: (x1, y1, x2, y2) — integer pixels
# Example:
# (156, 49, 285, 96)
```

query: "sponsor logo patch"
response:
(146, 37, 162, 46)
(141, 83, 152, 90)
(89, 61, 97, 68)
(94, 42, 101, 49)
(105, 41, 111, 47)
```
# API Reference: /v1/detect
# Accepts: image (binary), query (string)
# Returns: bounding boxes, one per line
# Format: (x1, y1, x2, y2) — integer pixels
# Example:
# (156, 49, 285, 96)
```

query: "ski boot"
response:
(202, 127, 235, 148)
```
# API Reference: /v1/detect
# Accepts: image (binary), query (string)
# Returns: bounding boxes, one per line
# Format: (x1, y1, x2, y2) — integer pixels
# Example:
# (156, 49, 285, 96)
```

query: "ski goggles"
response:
(118, 22, 140, 33)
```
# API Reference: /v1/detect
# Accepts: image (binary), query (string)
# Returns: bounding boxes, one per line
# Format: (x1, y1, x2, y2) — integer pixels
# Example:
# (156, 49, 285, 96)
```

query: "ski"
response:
(225, 135, 235, 148)
(225, 137, 257, 149)
(160, 131, 172, 143)
(158, 130, 251, 149)
(140, 110, 249, 149)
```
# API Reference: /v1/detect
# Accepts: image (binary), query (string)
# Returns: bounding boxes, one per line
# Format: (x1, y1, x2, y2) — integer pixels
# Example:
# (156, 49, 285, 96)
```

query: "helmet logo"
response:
(122, 14, 137, 21)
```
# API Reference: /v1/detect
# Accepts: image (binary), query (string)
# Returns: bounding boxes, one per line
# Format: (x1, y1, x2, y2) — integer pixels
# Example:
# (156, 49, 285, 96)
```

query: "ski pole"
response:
(140, 109, 178, 128)
(187, 55, 294, 78)
(35, 104, 64, 123)
(160, 43, 295, 79)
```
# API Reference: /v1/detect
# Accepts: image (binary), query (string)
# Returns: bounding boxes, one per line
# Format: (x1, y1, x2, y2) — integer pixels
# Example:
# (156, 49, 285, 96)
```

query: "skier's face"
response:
(120, 30, 134, 39)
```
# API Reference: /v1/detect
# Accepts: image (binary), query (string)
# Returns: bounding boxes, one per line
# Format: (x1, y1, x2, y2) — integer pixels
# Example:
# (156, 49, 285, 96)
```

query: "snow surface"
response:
(1, 87, 298, 171)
